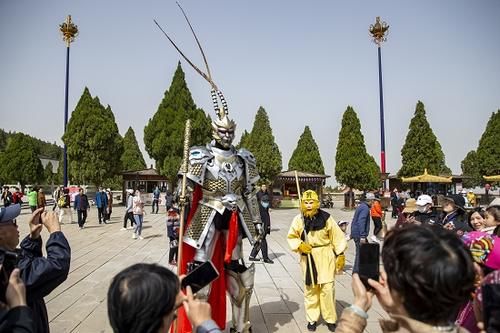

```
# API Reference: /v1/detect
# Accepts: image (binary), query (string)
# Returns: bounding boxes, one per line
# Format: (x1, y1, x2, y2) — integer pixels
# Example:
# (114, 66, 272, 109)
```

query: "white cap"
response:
(416, 194, 433, 206)
(365, 193, 376, 200)
(127, 189, 134, 194)
(460, 189, 467, 194)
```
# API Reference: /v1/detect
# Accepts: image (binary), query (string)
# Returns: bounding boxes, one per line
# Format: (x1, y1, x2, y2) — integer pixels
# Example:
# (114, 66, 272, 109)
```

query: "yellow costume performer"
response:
(287, 190, 347, 332)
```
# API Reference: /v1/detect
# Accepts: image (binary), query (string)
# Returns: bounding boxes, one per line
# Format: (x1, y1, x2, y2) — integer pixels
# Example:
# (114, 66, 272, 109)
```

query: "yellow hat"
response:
(302, 190, 319, 202)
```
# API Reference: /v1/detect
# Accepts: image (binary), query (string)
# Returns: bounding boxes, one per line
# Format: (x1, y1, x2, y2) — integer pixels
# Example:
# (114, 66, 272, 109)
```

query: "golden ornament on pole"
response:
(369, 16, 389, 46)
(59, 15, 79, 47)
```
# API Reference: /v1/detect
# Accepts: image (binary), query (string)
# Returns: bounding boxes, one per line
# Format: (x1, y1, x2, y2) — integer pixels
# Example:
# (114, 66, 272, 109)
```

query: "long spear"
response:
(294, 171, 316, 288)
(173, 119, 191, 333)
(177, 119, 191, 273)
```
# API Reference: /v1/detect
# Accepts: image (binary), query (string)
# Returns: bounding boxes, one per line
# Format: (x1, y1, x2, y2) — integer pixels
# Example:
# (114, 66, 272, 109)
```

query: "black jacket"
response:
(0, 306, 34, 333)
(414, 210, 439, 225)
(17, 232, 71, 333)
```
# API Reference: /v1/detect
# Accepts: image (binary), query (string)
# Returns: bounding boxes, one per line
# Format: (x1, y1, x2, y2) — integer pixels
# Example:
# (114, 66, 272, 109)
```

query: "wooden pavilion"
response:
(273, 170, 330, 208)
(121, 168, 168, 205)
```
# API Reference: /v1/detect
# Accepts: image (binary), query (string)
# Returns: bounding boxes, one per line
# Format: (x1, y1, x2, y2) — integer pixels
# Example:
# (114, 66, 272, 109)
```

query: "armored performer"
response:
(155, 6, 262, 333)
(177, 97, 262, 333)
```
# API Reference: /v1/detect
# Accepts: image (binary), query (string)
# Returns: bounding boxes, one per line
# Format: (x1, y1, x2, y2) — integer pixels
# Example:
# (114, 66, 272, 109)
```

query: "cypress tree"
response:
(63, 87, 124, 186)
(461, 150, 482, 188)
(246, 107, 282, 183)
(121, 127, 146, 171)
(236, 130, 250, 150)
(0, 133, 43, 187)
(144, 62, 211, 185)
(288, 126, 325, 174)
(477, 110, 500, 176)
(335, 106, 379, 190)
(398, 101, 451, 178)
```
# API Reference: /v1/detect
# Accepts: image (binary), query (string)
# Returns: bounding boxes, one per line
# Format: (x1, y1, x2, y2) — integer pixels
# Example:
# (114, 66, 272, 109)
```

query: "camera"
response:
(0, 248, 19, 303)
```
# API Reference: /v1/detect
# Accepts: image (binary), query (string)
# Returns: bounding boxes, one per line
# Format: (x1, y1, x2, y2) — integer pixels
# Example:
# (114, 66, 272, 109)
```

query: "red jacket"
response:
(370, 200, 382, 218)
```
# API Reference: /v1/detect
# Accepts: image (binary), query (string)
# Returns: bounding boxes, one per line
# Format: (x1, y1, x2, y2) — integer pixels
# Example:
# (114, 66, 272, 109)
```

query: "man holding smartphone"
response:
(0, 203, 71, 333)
(287, 190, 347, 332)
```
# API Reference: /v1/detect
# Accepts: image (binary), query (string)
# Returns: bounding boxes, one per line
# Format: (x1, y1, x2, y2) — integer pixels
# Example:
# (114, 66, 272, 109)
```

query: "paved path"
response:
(15, 204, 393, 333)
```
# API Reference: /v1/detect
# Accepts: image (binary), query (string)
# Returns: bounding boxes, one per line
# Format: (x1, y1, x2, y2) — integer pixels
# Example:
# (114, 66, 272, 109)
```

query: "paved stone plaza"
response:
(15, 204, 391, 333)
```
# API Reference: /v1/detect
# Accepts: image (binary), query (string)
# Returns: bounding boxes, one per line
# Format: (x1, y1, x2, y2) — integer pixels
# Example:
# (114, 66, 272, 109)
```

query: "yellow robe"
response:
(287, 213, 347, 284)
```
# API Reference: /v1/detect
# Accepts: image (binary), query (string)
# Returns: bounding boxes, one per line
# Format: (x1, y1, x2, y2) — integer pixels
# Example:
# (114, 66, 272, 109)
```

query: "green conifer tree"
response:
(288, 126, 324, 174)
(477, 110, 500, 176)
(144, 63, 211, 185)
(63, 87, 124, 186)
(335, 106, 379, 190)
(0, 133, 43, 187)
(121, 127, 146, 171)
(246, 107, 282, 183)
(461, 150, 482, 188)
(236, 130, 250, 150)
(398, 101, 451, 178)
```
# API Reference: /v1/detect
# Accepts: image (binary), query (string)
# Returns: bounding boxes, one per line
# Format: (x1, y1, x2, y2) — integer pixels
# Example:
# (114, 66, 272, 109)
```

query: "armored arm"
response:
(238, 149, 263, 232)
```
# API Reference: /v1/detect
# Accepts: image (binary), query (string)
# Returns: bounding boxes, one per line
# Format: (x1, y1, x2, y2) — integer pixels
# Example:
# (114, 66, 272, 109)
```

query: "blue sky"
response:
(1, 1, 499, 185)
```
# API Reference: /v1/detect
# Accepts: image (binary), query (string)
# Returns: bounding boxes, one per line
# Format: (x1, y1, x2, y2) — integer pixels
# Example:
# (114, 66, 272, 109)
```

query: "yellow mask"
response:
(300, 190, 320, 218)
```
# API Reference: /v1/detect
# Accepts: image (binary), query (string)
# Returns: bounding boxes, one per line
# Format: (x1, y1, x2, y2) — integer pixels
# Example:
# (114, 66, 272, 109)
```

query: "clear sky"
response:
(1, 1, 499, 185)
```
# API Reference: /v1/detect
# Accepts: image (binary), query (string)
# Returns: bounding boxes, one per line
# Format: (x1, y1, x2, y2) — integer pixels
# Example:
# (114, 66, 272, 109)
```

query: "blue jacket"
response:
(95, 191, 108, 208)
(350, 201, 371, 239)
(74, 194, 89, 211)
(18, 231, 71, 333)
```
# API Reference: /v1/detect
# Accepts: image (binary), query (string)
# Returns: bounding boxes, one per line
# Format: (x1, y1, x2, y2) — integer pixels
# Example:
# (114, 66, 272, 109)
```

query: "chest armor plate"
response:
(202, 154, 244, 197)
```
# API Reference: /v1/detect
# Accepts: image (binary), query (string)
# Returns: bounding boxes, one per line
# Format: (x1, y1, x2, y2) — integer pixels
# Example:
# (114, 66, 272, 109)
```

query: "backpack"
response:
(58, 196, 66, 208)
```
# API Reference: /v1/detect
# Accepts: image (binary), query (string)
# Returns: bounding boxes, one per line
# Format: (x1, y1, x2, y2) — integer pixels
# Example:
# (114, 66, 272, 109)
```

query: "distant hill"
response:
(0, 128, 63, 160)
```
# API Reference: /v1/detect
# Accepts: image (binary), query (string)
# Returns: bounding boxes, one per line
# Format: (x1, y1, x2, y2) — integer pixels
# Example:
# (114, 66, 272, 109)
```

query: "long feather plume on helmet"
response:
(154, 3, 236, 144)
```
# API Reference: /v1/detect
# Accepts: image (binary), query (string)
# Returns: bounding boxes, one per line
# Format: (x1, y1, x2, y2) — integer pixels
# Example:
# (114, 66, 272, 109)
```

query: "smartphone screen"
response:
(482, 284, 500, 330)
(359, 243, 380, 290)
(181, 261, 219, 294)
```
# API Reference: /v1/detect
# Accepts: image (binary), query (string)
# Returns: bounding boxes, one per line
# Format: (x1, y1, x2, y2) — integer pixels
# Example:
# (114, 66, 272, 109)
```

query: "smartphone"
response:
(181, 261, 219, 294)
(359, 243, 380, 290)
(482, 284, 500, 330)
(0, 250, 19, 302)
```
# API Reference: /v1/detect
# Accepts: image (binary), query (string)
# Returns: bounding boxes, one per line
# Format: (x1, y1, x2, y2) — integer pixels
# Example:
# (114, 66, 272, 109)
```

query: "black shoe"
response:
(248, 256, 259, 262)
(326, 323, 336, 332)
(263, 258, 274, 264)
(307, 322, 317, 331)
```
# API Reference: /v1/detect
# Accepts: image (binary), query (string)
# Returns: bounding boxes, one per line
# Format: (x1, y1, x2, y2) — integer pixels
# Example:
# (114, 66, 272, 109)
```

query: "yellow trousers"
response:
(304, 281, 336, 324)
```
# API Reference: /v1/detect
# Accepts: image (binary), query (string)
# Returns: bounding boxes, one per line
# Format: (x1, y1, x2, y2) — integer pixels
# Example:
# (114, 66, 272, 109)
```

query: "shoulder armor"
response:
(237, 148, 260, 186)
(188, 146, 212, 164)
(179, 146, 213, 185)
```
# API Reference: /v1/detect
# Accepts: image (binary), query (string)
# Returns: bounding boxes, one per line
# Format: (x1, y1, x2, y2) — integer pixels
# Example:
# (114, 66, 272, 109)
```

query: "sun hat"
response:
(402, 198, 417, 213)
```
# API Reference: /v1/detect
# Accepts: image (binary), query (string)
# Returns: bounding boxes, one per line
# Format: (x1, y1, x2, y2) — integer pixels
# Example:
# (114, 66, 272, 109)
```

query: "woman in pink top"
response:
(132, 190, 145, 240)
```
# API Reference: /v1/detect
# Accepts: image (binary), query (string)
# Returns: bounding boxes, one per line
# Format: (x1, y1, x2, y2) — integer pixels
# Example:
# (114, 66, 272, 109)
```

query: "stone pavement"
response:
(15, 203, 392, 333)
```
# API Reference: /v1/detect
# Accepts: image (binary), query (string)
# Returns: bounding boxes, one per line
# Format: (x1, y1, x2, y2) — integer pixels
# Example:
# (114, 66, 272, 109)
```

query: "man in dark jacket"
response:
(350, 193, 374, 273)
(0, 203, 71, 333)
(74, 188, 90, 229)
(414, 194, 439, 225)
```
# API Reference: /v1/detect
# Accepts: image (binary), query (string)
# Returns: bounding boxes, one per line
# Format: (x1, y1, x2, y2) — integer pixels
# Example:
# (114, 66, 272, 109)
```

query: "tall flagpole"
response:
(369, 17, 389, 190)
(60, 15, 78, 187)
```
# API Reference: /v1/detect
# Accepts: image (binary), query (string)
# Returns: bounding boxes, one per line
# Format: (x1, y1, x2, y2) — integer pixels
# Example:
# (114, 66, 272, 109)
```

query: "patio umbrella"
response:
(401, 168, 452, 183)
(483, 175, 500, 182)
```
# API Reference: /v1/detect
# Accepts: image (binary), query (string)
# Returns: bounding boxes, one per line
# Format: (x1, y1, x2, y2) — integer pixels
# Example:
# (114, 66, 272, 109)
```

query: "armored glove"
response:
(298, 242, 312, 254)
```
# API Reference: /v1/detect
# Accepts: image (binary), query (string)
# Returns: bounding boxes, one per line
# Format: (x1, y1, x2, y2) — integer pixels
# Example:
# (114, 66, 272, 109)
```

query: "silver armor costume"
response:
(179, 141, 262, 333)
